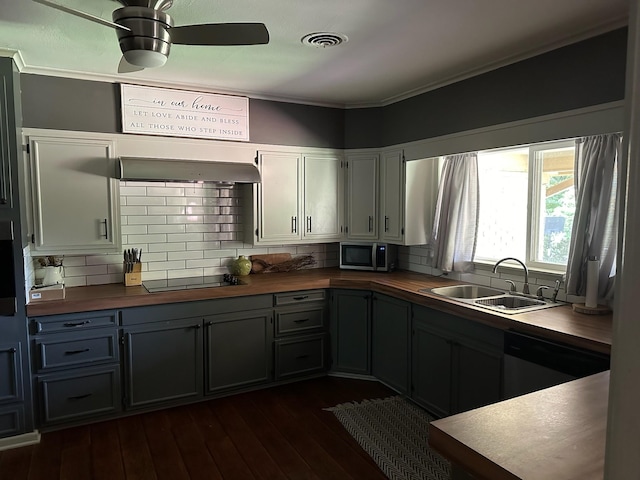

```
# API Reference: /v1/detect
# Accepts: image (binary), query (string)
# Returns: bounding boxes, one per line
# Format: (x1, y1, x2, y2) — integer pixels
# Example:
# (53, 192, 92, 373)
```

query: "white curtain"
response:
(430, 153, 479, 272)
(566, 133, 621, 299)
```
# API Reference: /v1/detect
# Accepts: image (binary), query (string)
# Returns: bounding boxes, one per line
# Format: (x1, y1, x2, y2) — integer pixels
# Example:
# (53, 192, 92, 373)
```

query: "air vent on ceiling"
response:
(301, 32, 348, 48)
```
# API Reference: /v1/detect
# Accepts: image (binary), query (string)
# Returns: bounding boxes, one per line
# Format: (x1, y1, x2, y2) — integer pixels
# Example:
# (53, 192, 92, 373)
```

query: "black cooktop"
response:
(143, 274, 242, 293)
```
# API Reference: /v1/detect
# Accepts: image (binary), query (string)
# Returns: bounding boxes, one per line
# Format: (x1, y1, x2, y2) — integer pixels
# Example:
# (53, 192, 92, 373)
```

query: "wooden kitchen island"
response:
(429, 371, 609, 480)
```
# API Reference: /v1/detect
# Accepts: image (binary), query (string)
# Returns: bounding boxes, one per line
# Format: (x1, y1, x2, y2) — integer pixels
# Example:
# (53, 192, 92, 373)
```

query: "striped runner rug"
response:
(325, 396, 451, 480)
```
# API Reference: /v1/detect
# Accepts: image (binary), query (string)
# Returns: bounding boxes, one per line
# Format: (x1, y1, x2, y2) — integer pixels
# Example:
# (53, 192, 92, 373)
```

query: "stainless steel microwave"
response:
(339, 242, 397, 272)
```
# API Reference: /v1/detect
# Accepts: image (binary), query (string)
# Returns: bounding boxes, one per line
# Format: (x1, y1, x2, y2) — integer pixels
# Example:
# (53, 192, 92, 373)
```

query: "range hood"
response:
(117, 157, 261, 184)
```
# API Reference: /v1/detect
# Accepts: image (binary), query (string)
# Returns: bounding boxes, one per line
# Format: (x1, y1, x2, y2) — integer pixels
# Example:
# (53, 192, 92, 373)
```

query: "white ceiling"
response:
(0, 0, 629, 107)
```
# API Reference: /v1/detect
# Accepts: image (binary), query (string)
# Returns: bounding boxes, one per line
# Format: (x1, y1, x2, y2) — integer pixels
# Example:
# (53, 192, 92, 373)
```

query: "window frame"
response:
(526, 139, 576, 273)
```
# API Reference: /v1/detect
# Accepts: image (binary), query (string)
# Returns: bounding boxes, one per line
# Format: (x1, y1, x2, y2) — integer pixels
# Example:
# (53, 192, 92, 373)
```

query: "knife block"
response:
(124, 262, 142, 287)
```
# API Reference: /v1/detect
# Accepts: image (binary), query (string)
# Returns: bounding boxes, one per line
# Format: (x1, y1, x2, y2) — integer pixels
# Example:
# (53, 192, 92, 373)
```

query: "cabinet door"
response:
(454, 342, 503, 414)
(205, 310, 272, 394)
(379, 150, 404, 243)
(123, 317, 203, 408)
(346, 154, 378, 240)
(29, 136, 121, 254)
(0, 342, 23, 404)
(0, 73, 13, 209)
(303, 154, 343, 240)
(371, 294, 410, 394)
(330, 289, 371, 374)
(412, 320, 453, 417)
(257, 151, 301, 242)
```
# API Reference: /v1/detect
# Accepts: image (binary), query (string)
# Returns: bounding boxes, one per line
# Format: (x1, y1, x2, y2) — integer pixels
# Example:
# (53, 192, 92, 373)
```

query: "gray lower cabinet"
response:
(412, 305, 503, 417)
(122, 317, 203, 409)
(371, 293, 410, 394)
(0, 342, 24, 437)
(205, 309, 273, 394)
(329, 289, 371, 374)
(30, 310, 121, 428)
(274, 290, 328, 380)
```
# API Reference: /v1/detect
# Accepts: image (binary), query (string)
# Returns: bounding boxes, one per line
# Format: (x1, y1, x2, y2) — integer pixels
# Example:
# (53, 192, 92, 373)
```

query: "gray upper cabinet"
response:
(122, 317, 203, 409)
(371, 293, 410, 394)
(28, 135, 121, 254)
(205, 309, 273, 394)
(0, 65, 15, 209)
(330, 289, 371, 375)
(345, 154, 378, 240)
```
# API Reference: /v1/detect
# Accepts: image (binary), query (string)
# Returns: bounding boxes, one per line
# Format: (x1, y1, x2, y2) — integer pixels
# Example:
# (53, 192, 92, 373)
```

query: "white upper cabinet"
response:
(379, 150, 404, 243)
(29, 136, 121, 254)
(256, 151, 301, 243)
(303, 154, 343, 241)
(255, 150, 343, 244)
(346, 149, 439, 246)
(345, 153, 378, 240)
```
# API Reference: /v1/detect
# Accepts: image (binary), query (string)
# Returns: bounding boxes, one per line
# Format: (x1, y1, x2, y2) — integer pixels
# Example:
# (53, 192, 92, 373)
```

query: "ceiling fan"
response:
(32, 0, 270, 73)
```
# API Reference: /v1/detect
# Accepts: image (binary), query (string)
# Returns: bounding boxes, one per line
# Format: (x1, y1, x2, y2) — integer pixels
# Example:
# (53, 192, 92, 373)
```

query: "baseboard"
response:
(0, 431, 41, 451)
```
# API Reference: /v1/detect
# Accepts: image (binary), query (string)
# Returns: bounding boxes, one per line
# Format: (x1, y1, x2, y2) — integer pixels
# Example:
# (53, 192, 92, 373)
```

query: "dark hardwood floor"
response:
(0, 377, 395, 480)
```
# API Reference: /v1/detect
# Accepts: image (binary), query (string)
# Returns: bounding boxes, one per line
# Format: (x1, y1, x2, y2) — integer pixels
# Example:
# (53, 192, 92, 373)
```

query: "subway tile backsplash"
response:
(57, 181, 338, 287)
(31, 180, 571, 304)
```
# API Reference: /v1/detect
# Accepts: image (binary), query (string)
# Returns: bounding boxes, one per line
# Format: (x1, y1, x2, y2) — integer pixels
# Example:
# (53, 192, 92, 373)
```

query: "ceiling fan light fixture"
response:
(123, 49, 168, 67)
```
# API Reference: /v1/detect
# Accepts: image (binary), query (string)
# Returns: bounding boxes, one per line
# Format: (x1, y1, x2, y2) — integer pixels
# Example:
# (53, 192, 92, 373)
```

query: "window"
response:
(474, 140, 576, 271)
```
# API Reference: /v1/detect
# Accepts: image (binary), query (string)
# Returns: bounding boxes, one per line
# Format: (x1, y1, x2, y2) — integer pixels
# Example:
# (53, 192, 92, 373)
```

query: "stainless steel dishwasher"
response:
(503, 330, 610, 399)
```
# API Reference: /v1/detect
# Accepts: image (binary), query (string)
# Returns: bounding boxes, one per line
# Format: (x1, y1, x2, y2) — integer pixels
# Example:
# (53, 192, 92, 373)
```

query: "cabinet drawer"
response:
(275, 333, 327, 380)
(274, 290, 326, 306)
(276, 306, 325, 336)
(35, 331, 119, 372)
(38, 365, 121, 426)
(32, 311, 118, 334)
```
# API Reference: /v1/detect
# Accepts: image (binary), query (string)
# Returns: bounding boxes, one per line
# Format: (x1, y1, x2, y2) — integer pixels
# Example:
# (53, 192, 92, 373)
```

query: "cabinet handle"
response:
(63, 320, 92, 327)
(68, 393, 92, 401)
(293, 318, 309, 324)
(292, 295, 309, 301)
(101, 219, 108, 239)
(205, 321, 213, 326)
(295, 354, 309, 360)
(291, 216, 297, 233)
(306, 216, 312, 233)
(368, 215, 373, 232)
(193, 324, 201, 329)
(64, 348, 90, 355)
(9, 347, 16, 354)
(385, 216, 389, 232)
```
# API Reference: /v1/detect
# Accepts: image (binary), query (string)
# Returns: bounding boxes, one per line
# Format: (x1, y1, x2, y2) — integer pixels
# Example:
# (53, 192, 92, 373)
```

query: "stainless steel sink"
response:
(429, 285, 505, 299)
(424, 283, 564, 314)
(475, 296, 545, 309)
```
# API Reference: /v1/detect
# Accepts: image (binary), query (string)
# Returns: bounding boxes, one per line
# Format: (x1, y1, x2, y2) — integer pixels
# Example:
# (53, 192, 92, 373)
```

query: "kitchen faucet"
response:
(493, 257, 530, 294)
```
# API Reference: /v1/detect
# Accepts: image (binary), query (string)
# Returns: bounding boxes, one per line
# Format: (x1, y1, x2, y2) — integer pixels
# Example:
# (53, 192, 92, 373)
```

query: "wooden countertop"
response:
(25, 268, 612, 353)
(429, 371, 610, 480)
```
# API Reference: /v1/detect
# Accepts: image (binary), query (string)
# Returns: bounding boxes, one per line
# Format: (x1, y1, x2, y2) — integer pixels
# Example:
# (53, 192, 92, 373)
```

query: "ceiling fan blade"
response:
(32, 0, 131, 31)
(118, 56, 145, 74)
(169, 23, 269, 46)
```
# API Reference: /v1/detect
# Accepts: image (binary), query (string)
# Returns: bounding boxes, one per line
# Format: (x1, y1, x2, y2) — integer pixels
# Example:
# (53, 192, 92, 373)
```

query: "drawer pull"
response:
(63, 320, 92, 328)
(68, 393, 92, 401)
(64, 348, 90, 355)
(295, 354, 309, 360)
(293, 319, 309, 324)
(292, 296, 309, 301)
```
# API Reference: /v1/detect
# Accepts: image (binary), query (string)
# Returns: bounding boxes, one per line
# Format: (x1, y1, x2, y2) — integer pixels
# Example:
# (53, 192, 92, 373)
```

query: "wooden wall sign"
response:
(121, 84, 249, 142)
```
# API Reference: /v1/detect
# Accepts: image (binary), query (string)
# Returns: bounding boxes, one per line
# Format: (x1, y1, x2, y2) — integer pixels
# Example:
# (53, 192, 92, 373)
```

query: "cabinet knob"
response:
(9, 347, 17, 354)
